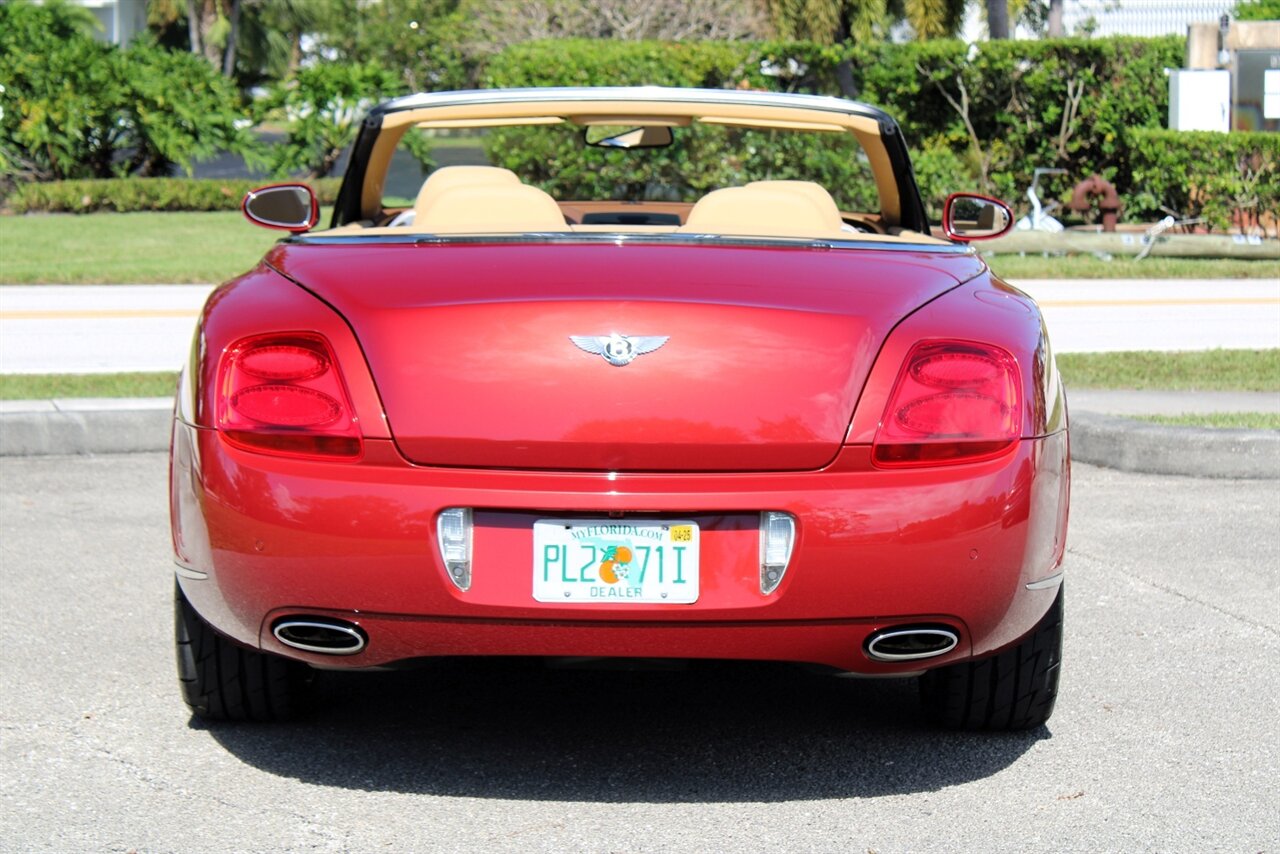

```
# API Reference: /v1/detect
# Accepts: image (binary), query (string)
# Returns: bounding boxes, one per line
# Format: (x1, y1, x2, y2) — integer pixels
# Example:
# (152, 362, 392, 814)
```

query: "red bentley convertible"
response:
(170, 87, 1069, 730)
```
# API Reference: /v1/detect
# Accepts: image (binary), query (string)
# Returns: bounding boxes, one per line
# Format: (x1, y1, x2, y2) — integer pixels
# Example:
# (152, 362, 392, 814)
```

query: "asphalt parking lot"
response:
(1, 453, 1277, 852)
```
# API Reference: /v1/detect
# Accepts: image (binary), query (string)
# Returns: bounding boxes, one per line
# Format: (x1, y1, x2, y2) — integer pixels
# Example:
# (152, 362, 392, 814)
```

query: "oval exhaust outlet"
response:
(273, 619, 367, 655)
(865, 627, 959, 662)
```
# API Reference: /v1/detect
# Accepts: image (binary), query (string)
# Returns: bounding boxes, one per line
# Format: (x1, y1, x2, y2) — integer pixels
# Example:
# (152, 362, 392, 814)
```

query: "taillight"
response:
(872, 340, 1021, 468)
(217, 334, 362, 459)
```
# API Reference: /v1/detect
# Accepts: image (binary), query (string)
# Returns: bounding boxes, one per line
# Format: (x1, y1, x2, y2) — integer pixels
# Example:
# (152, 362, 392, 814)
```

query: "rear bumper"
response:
(171, 422, 1069, 673)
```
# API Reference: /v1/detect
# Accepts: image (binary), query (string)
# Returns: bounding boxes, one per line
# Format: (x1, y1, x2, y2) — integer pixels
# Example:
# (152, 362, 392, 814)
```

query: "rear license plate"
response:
(533, 519, 700, 604)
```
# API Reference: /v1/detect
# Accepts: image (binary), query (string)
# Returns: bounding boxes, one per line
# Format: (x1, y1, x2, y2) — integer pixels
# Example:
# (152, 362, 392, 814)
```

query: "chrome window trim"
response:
(287, 231, 971, 255)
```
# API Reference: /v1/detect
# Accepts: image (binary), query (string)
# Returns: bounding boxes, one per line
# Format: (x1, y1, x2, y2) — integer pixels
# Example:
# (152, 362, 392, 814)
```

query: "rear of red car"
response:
(171, 238, 1068, 730)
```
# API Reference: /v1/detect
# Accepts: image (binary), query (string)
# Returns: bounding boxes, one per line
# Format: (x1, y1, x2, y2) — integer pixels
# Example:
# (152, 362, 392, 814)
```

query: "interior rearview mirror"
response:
(584, 125, 674, 149)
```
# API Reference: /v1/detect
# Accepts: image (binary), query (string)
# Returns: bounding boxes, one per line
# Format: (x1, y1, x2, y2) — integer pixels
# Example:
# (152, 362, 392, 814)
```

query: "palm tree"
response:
(985, 0, 1010, 38)
(893, 0, 967, 40)
(767, 0, 889, 43)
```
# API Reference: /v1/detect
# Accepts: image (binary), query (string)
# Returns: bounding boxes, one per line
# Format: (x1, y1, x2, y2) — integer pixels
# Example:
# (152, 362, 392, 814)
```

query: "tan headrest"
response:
(679, 185, 847, 238)
(416, 184, 568, 233)
(413, 166, 520, 221)
(746, 180, 845, 222)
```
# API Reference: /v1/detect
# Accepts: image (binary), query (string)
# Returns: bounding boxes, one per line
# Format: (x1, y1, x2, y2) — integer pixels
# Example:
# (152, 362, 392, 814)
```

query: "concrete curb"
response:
(1070, 411, 1280, 480)
(3, 400, 1278, 480)
(0, 399, 171, 457)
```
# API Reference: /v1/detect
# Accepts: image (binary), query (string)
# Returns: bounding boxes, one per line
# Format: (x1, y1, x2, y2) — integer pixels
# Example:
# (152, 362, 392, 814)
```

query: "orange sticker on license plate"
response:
(533, 520, 700, 604)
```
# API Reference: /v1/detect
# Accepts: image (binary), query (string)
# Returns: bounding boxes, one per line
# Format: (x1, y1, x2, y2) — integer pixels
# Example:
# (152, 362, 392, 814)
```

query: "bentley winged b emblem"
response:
(569, 333, 669, 367)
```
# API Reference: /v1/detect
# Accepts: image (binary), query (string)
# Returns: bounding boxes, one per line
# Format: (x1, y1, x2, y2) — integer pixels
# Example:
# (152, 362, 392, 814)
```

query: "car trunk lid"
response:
(268, 241, 981, 471)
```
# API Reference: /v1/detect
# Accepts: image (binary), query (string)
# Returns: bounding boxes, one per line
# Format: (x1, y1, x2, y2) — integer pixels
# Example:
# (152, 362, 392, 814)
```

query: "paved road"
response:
(1, 453, 1276, 852)
(1, 277, 1277, 373)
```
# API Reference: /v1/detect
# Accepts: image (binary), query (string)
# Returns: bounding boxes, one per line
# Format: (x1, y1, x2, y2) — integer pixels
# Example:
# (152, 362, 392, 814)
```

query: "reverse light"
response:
(437, 508, 473, 591)
(873, 340, 1021, 468)
(217, 334, 362, 459)
(759, 511, 796, 595)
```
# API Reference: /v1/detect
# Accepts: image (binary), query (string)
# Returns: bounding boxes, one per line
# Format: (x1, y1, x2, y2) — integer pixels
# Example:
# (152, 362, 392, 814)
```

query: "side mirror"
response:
(942, 193, 1013, 242)
(242, 184, 319, 233)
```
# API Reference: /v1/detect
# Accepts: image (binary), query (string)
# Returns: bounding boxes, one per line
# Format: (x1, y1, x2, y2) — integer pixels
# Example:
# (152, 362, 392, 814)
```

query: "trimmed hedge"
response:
(3, 177, 343, 214)
(482, 36, 1192, 222)
(855, 37, 1185, 217)
(1126, 129, 1280, 232)
(481, 40, 882, 209)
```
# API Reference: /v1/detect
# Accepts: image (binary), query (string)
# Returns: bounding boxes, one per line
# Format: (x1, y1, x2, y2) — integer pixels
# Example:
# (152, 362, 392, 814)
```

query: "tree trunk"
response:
(289, 31, 302, 76)
(986, 0, 1009, 39)
(1048, 0, 1064, 37)
(187, 0, 223, 67)
(186, 0, 203, 57)
(222, 0, 241, 77)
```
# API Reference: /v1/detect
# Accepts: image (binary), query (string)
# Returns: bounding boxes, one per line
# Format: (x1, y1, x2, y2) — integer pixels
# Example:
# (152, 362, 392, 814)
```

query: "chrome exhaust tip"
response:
(865, 626, 959, 662)
(272, 618, 367, 655)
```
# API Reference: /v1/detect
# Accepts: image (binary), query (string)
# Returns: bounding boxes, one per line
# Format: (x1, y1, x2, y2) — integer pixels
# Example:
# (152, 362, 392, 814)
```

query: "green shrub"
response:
(260, 62, 429, 179)
(481, 36, 1189, 221)
(0, 1, 255, 183)
(483, 39, 881, 206)
(1125, 129, 1280, 231)
(486, 122, 879, 209)
(3, 177, 343, 214)
(852, 36, 1184, 214)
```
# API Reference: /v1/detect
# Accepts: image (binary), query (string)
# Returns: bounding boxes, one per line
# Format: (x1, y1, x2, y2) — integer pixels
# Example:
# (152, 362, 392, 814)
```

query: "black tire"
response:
(174, 582, 311, 721)
(919, 587, 1063, 731)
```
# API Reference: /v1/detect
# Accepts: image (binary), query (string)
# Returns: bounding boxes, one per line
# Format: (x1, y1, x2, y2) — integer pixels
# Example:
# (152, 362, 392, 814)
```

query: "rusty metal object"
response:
(1068, 175, 1123, 232)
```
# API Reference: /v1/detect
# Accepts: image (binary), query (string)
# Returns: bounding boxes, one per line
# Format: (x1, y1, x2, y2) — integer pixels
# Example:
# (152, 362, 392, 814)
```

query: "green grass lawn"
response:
(0, 211, 281, 285)
(1, 209, 1276, 284)
(1056, 349, 1280, 391)
(985, 253, 1278, 281)
(0, 371, 179, 400)
(1134, 412, 1280, 429)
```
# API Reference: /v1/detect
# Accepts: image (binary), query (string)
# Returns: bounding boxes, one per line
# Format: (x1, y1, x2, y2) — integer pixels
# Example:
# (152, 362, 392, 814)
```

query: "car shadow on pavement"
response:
(200, 658, 1047, 802)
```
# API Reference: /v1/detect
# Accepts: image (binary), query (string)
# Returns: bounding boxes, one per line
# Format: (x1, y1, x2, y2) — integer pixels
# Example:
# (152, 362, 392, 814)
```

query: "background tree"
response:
(463, 0, 771, 53)
(768, 0, 887, 42)
(1, 0, 255, 182)
(1048, 0, 1064, 37)
(309, 0, 469, 91)
(986, 0, 1010, 39)
(260, 62, 406, 178)
(892, 0, 967, 40)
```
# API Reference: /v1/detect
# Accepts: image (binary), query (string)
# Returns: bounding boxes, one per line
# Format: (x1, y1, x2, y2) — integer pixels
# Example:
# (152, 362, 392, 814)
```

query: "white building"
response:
(1060, 0, 1238, 37)
(69, 0, 149, 47)
(961, 0, 1241, 41)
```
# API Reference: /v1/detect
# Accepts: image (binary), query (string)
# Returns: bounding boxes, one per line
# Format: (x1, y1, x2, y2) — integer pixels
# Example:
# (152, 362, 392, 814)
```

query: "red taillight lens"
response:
(217, 334, 362, 459)
(872, 341, 1021, 468)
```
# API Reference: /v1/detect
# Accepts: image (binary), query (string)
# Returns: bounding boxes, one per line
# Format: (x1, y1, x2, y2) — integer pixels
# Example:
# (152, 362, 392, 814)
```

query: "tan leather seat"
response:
(746, 180, 846, 225)
(678, 184, 847, 239)
(416, 183, 568, 233)
(412, 165, 521, 223)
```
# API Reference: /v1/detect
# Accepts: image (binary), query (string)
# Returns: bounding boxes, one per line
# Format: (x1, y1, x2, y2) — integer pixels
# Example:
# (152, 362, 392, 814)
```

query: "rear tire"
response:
(174, 582, 311, 721)
(919, 587, 1063, 731)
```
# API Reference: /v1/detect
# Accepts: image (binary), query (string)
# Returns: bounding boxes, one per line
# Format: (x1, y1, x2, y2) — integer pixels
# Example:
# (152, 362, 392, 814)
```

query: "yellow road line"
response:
(0, 309, 199, 320)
